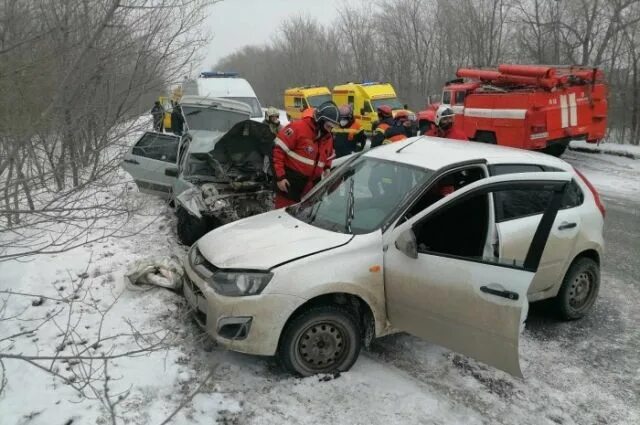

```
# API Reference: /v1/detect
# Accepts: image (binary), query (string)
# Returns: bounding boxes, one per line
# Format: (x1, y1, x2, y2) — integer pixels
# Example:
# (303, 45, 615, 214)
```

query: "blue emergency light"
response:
(200, 71, 239, 78)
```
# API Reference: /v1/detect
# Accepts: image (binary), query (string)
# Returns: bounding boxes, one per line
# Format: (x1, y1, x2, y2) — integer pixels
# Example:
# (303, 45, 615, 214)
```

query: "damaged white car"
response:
(122, 96, 275, 245)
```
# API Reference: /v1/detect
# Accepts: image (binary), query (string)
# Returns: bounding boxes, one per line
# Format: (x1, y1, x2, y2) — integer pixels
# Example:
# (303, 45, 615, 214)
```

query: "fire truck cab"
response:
(424, 65, 608, 156)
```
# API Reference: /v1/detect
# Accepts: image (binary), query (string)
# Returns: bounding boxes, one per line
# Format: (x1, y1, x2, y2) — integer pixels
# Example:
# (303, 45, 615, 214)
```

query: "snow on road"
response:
(1, 147, 639, 425)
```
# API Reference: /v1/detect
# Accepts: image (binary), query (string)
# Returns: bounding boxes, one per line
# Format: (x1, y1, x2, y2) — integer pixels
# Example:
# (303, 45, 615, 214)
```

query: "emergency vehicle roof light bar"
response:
(200, 71, 239, 78)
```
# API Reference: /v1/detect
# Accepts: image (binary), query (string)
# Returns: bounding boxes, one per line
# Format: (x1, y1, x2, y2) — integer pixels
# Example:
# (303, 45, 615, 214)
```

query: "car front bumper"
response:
(183, 259, 303, 356)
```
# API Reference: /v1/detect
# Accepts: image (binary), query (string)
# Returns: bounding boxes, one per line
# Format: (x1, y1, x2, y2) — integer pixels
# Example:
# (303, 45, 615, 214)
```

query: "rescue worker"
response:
(151, 101, 164, 132)
(426, 105, 467, 140)
(370, 105, 395, 148)
(273, 101, 340, 209)
(382, 111, 417, 144)
(332, 104, 366, 157)
(264, 107, 282, 135)
(171, 104, 185, 136)
(418, 109, 435, 135)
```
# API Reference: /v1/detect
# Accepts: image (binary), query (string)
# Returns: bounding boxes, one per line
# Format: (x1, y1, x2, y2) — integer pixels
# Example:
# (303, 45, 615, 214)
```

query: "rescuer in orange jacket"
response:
(426, 105, 468, 140)
(383, 110, 417, 144)
(273, 101, 340, 209)
(332, 104, 366, 157)
(370, 105, 395, 148)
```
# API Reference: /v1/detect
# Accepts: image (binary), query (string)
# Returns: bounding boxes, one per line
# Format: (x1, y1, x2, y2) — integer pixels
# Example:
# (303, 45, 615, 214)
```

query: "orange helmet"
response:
(377, 105, 393, 118)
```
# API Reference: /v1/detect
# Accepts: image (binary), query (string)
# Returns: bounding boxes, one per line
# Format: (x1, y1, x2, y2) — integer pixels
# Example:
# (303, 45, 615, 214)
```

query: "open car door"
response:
(383, 172, 572, 377)
(122, 132, 180, 198)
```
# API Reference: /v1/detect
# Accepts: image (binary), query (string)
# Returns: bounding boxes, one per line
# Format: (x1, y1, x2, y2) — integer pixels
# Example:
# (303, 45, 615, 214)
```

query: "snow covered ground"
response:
(569, 139, 640, 159)
(1, 140, 639, 425)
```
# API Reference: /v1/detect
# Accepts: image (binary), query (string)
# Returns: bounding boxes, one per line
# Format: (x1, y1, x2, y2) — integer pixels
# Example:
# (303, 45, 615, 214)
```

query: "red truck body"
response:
(418, 65, 608, 155)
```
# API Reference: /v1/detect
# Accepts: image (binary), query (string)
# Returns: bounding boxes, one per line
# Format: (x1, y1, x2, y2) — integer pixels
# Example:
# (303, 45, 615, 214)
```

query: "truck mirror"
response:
(404, 104, 408, 110)
(360, 108, 365, 115)
(165, 167, 178, 178)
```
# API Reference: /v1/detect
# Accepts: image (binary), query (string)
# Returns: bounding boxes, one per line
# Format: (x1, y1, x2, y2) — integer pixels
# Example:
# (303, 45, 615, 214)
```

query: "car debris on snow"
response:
(125, 255, 185, 291)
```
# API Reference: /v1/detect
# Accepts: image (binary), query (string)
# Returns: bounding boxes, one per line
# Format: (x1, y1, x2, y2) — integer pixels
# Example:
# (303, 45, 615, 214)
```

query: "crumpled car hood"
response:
(196, 210, 353, 270)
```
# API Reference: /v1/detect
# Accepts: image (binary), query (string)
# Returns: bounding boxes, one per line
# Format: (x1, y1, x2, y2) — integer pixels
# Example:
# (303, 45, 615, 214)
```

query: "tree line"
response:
(0, 0, 217, 259)
(215, 0, 640, 145)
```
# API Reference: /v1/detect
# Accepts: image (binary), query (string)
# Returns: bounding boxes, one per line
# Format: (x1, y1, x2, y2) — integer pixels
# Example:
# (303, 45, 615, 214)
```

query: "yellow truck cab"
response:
(332, 82, 411, 132)
(284, 86, 332, 120)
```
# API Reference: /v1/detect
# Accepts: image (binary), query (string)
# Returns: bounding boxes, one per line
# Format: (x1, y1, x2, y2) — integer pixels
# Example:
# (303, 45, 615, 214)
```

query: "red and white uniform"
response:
(273, 116, 335, 209)
(426, 126, 468, 141)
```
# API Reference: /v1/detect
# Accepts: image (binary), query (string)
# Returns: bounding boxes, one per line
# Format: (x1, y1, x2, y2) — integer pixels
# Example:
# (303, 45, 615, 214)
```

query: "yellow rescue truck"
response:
(331, 82, 411, 132)
(284, 86, 332, 120)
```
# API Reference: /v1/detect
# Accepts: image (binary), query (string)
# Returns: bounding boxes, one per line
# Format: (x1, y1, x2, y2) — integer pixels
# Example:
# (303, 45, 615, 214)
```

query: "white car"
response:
(183, 137, 605, 377)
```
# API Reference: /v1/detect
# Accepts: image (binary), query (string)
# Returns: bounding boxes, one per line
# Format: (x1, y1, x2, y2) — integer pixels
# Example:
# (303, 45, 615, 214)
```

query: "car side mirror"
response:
(395, 228, 418, 259)
(404, 104, 408, 110)
(165, 166, 178, 177)
(360, 108, 365, 115)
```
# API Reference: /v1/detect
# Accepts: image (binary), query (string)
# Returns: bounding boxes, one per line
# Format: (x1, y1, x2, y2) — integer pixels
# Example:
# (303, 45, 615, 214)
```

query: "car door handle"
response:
(123, 159, 139, 165)
(480, 285, 519, 300)
(558, 222, 577, 230)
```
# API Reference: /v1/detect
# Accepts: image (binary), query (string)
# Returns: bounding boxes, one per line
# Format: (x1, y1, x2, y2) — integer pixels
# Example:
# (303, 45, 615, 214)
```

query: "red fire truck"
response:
(417, 64, 608, 156)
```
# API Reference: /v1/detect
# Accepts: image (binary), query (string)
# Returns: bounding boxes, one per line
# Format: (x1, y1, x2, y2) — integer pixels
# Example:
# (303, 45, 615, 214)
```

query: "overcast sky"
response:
(199, 0, 342, 71)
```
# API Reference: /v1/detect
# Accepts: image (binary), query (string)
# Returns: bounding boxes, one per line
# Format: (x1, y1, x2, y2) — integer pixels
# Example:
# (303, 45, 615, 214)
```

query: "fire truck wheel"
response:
(473, 131, 497, 144)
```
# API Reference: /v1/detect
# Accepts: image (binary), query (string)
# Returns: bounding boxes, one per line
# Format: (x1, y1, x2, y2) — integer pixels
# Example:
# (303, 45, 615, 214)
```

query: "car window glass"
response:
(347, 96, 355, 106)
(288, 157, 432, 234)
(561, 180, 584, 209)
(402, 167, 486, 221)
(455, 91, 466, 104)
(494, 189, 553, 222)
(302, 98, 309, 109)
(308, 94, 332, 108)
(294, 97, 302, 108)
(490, 164, 544, 175)
(132, 133, 179, 163)
(181, 106, 248, 132)
(442, 90, 452, 104)
(363, 102, 373, 113)
(225, 97, 262, 118)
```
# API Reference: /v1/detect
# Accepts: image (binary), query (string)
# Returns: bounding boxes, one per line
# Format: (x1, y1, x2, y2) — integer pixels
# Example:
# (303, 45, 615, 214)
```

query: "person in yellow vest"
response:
(332, 104, 366, 158)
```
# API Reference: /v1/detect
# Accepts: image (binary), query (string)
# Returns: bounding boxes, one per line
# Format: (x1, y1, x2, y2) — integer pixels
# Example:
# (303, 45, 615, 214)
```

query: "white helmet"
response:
(435, 105, 455, 126)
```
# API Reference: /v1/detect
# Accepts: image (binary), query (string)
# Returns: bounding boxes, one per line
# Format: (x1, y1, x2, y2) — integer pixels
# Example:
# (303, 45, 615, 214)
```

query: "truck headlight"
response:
(207, 271, 273, 296)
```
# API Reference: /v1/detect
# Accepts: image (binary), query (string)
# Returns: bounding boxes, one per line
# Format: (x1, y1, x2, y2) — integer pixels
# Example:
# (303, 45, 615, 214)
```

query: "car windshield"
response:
(182, 106, 248, 132)
(307, 94, 332, 108)
(371, 97, 404, 110)
(183, 153, 216, 179)
(287, 157, 433, 234)
(225, 97, 262, 118)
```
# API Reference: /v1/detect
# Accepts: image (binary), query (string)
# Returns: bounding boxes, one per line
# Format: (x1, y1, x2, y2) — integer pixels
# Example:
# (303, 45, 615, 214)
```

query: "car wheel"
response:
(278, 305, 361, 377)
(176, 206, 211, 246)
(554, 257, 600, 320)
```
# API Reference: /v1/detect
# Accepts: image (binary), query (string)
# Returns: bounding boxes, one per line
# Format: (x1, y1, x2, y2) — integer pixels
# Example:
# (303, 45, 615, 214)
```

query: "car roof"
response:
(364, 136, 572, 171)
(180, 96, 252, 115)
(194, 77, 258, 98)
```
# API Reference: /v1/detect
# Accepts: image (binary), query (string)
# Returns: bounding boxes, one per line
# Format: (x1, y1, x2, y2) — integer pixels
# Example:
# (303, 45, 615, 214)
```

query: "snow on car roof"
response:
(364, 136, 571, 171)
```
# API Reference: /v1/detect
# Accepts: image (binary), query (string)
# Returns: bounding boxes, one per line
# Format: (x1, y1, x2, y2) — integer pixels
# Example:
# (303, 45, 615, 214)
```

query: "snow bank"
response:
(569, 140, 640, 159)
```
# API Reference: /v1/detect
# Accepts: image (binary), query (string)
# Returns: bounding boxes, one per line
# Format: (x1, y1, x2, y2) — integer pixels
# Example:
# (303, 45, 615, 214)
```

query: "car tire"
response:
(176, 206, 211, 246)
(278, 305, 361, 377)
(554, 257, 600, 320)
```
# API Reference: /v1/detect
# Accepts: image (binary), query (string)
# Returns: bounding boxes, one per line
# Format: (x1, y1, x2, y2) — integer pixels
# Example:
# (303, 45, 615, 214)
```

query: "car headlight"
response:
(206, 270, 273, 297)
(189, 245, 272, 296)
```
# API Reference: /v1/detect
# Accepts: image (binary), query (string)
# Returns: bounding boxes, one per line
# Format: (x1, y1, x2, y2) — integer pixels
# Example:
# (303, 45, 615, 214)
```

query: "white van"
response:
(182, 72, 263, 120)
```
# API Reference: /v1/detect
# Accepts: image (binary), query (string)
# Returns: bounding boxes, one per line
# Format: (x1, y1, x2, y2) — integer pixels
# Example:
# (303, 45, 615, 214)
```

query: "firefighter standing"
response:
(273, 101, 340, 209)
(370, 105, 395, 148)
(264, 107, 282, 136)
(151, 101, 164, 132)
(382, 111, 417, 144)
(426, 106, 467, 140)
(332, 104, 366, 157)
